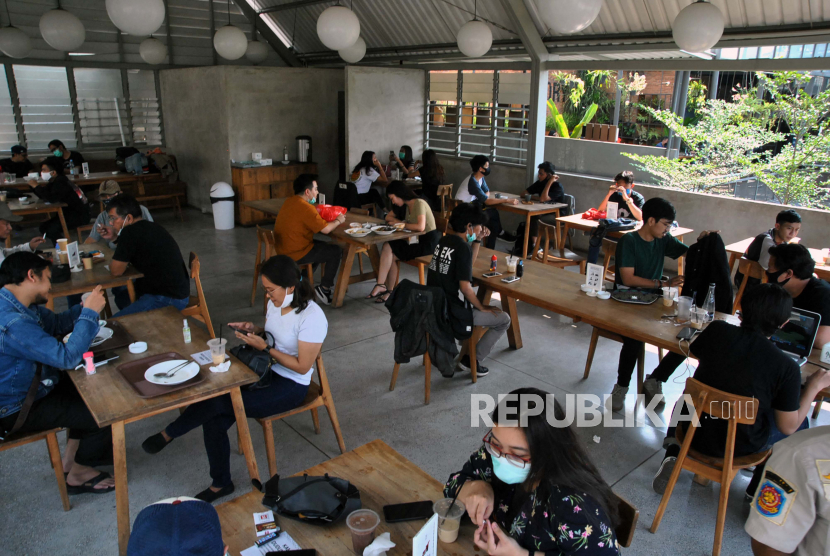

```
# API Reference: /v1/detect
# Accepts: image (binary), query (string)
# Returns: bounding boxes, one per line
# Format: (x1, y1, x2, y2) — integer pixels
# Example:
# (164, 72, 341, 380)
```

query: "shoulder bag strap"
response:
(2, 363, 42, 440)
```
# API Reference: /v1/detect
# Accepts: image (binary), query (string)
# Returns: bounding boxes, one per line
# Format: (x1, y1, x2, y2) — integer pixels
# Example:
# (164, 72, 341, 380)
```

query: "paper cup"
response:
(434, 498, 466, 544)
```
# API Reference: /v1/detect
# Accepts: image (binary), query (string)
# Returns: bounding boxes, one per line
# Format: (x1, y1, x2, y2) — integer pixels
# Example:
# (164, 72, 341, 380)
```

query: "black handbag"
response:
(258, 473, 361, 525)
(229, 331, 275, 390)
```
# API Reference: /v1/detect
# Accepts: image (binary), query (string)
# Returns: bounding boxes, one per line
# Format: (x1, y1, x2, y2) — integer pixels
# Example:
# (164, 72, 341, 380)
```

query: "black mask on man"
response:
(482, 167, 491, 176)
(766, 268, 790, 287)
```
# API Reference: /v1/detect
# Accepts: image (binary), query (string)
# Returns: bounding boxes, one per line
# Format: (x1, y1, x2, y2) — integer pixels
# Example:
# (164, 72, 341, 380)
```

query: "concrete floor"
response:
(1, 208, 827, 555)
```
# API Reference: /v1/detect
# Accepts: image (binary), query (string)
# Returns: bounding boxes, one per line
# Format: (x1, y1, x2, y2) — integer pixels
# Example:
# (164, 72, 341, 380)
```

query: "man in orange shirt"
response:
(273, 174, 345, 305)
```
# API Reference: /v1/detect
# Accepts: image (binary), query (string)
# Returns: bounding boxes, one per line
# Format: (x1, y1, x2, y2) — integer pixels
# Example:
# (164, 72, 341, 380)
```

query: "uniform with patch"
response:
(745, 428, 830, 556)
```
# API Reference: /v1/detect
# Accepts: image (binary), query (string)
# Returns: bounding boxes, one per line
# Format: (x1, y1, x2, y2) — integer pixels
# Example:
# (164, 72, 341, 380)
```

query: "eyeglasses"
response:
(482, 431, 530, 469)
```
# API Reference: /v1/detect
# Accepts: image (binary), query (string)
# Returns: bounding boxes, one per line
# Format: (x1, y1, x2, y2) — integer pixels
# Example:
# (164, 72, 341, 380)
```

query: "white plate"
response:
(345, 227, 372, 237)
(370, 225, 396, 236)
(144, 360, 200, 386)
(64, 326, 114, 347)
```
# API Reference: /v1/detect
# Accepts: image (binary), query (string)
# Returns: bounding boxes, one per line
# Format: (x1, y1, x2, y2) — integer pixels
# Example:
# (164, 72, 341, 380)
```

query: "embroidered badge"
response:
(815, 460, 830, 483)
(755, 470, 797, 526)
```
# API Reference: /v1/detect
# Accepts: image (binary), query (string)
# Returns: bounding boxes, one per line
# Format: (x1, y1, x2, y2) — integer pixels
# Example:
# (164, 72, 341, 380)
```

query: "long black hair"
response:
(420, 149, 444, 183)
(386, 180, 418, 202)
(260, 255, 313, 313)
(399, 145, 414, 168)
(352, 150, 376, 175)
(491, 387, 620, 527)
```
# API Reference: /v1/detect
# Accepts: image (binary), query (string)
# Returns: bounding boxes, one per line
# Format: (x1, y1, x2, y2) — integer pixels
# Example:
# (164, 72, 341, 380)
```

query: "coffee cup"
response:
(207, 338, 227, 365)
(662, 287, 673, 307)
(506, 256, 518, 273)
(690, 308, 707, 330)
(57, 238, 68, 251)
(346, 509, 379, 554)
(58, 250, 68, 265)
(434, 498, 466, 543)
(82, 253, 93, 270)
(677, 296, 693, 322)
(524, 194, 532, 202)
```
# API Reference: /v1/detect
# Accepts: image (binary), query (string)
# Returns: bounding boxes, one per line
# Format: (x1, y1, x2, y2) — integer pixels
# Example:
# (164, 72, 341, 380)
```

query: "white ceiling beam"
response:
(499, 0, 548, 62)
(231, 0, 301, 67)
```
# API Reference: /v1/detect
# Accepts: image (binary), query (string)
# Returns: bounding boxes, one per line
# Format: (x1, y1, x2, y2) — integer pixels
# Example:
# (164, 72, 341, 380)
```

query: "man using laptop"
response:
(767, 243, 830, 350)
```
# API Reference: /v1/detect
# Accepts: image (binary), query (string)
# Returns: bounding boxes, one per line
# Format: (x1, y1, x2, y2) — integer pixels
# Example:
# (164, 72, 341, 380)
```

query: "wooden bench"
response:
(136, 193, 185, 222)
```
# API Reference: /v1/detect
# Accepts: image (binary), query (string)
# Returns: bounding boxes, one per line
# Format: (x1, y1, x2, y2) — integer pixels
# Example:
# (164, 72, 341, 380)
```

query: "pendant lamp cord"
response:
(474, 0, 477, 21)
(227, 0, 231, 25)
(292, 7, 297, 49)
(4, 0, 11, 25)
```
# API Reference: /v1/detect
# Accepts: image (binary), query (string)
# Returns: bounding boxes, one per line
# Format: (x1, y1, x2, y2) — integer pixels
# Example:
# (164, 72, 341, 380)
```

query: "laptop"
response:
(770, 308, 821, 367)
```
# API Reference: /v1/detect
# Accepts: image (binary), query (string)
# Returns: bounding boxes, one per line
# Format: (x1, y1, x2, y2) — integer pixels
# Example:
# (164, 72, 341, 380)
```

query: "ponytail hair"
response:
(260, 255, 313, 313)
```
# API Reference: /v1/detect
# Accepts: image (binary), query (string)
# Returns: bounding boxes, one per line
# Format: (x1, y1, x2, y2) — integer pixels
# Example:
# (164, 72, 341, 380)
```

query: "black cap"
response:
(10, 145, 26, 155)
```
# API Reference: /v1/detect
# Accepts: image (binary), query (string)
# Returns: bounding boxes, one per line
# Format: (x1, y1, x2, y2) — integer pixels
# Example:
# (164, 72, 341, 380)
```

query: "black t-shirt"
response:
(688, 320, 801, 457)
(793, 277, 830, 326)
(31, 175, 89, 227)
(608, 190, 644, 219)
(60, 150, 85, 171)
(113, 219, 190, 300)
(526, 179, 564, 203)
(0, 157, 34, 177)
(426, 234, 472, 307)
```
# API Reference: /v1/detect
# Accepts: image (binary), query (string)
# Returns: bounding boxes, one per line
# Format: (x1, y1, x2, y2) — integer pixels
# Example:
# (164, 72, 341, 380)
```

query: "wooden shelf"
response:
(231, 163, 317, 226)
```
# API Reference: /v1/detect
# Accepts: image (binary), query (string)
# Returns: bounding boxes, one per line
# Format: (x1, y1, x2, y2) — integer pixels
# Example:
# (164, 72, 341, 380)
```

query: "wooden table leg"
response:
(676, 234, 686, 276)
(559, 223, 570, 258)
(332, 243, 357, 309)
(126, 280, 137, 303)
(727, 252, 738, 276)
(113, 421, 130, 556)
(500, 295, 522, 350)
(56, 208, 69, 240)
(229, 387, 260, 485)
(522, 213, 531, 259)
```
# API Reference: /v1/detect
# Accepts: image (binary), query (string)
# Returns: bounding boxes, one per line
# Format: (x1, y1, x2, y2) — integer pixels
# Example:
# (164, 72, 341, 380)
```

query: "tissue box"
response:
(252, 152, 262, 160)
(259, 158, 273, 166)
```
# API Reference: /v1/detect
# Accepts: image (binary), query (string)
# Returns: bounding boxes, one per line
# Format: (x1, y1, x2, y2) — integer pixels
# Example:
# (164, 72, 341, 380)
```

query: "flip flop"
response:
(365, 284, 387, 299)
(66, 471, 114, 495)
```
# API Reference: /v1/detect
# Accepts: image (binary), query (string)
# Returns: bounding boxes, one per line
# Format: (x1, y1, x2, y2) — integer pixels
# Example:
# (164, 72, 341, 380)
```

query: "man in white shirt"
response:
(0, 203, 46, 266)
(455, 155, 517, 249)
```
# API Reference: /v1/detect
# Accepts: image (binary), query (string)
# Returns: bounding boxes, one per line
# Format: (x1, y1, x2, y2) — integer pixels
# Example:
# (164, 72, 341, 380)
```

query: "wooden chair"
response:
(601, 237, 618, 282)
(76, 224, 93, 243)
(732, 257, 768, 314)
(539, 221, 586, 273)
(182, 252, 215, 339)
(252, 227, 314, 314)
(253, 355, 346, 477)
(583, 328, 646, 395)
(390, 333, 434, 404)
(437, 184, 453, 215)
(650, 378, 771, 556)
(613, 493, 639, 548)
(0, 428, 70, 511)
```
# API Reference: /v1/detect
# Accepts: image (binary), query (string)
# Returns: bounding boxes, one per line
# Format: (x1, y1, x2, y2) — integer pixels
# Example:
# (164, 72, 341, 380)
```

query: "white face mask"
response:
(116, 216, 129, 237)
(280, 291, 294, 309)
(40, 172, 52, 180)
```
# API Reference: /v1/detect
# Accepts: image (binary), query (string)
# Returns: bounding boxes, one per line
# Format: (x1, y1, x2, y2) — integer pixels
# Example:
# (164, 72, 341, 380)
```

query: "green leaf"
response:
(571, 103, 598, 139)
(554, 114, 569, 138)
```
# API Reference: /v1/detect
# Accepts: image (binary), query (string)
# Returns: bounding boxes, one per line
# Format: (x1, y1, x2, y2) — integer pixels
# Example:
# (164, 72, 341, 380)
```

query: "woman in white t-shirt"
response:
(140, 255, 328, 503)
(351, 150, 387, 214)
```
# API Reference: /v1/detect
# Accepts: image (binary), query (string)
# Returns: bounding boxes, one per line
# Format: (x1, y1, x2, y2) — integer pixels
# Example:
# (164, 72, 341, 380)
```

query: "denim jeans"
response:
(113, 293, 189, 317)
(165, 374, 308, 487)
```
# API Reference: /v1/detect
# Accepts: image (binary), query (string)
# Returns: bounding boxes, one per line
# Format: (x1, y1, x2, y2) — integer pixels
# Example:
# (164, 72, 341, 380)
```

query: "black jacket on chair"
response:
(681, 233, 732, 313)
(385, 280, 459, 377)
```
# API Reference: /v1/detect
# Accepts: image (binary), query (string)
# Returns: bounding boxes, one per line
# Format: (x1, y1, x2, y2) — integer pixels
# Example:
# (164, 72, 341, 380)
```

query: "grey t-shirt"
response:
(89, 205, 153, 249)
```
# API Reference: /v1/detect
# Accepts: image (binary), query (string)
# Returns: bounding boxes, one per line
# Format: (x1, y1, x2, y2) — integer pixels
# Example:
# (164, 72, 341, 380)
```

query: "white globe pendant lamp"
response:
(0, 26, 32, 58)
(339, 36, 365, 63)
(457, 20, 492, 58)
(245, 40, 269, 64)
(316, 5, 360, 50)
(139, 37, 167, 64)
(106, 0, 165, 37)
(214, 25, 247, 60)
(536, 0, 603, 34)
(40, 7, 86, 51)
(672, 0, 724, 52)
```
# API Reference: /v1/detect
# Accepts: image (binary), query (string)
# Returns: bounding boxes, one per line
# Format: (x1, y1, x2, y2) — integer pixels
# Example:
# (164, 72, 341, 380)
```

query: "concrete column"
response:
(708, 71, 719, 100)
(526, 58, 548, 184)
(613, 70, 623, 126)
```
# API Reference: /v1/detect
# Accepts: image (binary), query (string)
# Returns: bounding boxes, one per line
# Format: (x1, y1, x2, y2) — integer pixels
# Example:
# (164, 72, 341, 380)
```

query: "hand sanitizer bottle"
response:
(182, 319, 191, 344)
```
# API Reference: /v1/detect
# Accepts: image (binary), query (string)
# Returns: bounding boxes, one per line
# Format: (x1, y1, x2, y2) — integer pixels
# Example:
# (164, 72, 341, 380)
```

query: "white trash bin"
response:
(210, 182, 235, 230)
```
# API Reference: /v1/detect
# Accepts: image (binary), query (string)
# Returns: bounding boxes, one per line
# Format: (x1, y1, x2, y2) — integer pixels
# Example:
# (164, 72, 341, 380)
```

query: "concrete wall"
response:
(545, 136, 666, 182)
(160, 66, 231, 211)
(224, 67, 343, 197)
(345, 66, 425, 171)
(161, 66, 343, 211)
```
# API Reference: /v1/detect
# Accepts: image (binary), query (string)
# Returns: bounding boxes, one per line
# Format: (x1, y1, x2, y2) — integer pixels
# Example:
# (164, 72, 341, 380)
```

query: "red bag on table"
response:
(581, 208, 607, 220)
(316, 204, 347, 222)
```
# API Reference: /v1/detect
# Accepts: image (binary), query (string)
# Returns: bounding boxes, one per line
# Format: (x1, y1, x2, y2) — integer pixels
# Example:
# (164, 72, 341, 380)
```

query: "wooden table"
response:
(241, 199, 430, 308)
(44, 242, 142, 311)
(217, 439, 477, 555)
(3, 171, 149, 191)
(7, 198, 69, 247)
(68, 306, 260, 555)
(725, 237, 829, 280)
(556, 214, 694, 275)
(490, 192, 566, 259)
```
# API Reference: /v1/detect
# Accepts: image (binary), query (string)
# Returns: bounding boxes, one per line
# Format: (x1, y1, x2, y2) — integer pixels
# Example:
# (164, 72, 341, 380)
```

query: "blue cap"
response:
(127, 497, 225, 556)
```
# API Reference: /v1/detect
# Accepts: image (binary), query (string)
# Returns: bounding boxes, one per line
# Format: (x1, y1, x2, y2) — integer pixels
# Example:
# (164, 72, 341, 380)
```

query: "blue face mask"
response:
(466, 232, 476, 243)
(625, 189, 631, 196)
(52, 149, 62, 157)
(308, 197, 316, 205)
(399, 152, 405, 159)
(491, 452, 530, 484)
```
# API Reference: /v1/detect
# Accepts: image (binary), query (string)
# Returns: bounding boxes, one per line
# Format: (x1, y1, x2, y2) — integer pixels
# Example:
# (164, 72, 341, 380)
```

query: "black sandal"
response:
(66, 471, 114, 495)
(365, 284, 387, 299)
(375, 291, 391, 304)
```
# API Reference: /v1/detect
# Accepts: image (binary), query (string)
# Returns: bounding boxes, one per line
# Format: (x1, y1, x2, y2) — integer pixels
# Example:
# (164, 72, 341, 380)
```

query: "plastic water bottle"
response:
(490, 255, 497, 273)
(703, 283, 716, 322)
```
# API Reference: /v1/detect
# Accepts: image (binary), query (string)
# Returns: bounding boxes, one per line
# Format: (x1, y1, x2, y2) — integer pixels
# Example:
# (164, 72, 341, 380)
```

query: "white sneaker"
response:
(653, 456, 677, 495)
(314, 285, 332, 306)
(643, 376, 665, 407)
(610, 384, 628, 412)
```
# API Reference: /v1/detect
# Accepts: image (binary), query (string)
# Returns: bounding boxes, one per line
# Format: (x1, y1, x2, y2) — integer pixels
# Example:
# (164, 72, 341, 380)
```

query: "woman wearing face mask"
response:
(445, 387, 621, 555)
(27, 156, 90, 242)
(391, 145, 421, 178)
(140, 255, 327, 502)
(47, 139, 85, 172)
(351, 150, 388, 215)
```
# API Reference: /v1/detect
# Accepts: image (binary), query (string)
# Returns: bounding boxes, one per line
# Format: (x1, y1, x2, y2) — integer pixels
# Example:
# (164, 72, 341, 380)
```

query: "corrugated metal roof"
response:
(2, 0, 286, 67)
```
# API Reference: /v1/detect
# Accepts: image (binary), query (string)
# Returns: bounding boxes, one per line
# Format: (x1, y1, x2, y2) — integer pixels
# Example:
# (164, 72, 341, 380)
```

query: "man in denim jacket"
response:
(0, 252, 115, 494)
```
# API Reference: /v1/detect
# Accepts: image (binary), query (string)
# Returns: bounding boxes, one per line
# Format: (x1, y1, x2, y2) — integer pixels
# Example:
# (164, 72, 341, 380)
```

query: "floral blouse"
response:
(444, 447, 621, 555)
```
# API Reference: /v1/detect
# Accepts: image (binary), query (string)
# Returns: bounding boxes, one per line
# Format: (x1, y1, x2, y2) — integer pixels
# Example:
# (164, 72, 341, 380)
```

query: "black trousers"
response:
(296, 240, 342, 289)
(483, 208, 502, 250)
(0, 379, 112, 467)
(651, 352, 687, 383)
(617, 336, 643, 388)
